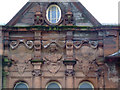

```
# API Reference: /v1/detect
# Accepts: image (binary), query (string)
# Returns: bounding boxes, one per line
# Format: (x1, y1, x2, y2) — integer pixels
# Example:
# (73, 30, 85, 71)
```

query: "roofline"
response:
(7, 2, 101, 26)
(72, 2, 101, 26)
(6, 2, 33, 26)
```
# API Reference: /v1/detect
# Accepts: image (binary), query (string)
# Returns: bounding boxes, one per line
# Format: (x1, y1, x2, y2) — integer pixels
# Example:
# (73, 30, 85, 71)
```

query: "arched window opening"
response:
(14, 82, 28, 90)
(46, 82, 61, 90)
(79, 81, 94, 90)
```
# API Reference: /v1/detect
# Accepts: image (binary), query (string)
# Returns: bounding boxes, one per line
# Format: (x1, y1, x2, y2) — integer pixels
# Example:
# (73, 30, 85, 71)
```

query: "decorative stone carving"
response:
(74, 40, 103, 76)
(34, 40, 41, 50)
(34, 32, 41, 59)
(9, 44, 32, 75)
(89, 41, 98, 49)
(43, 42, 63, 74)
(45, 61, 62, 74)
(10, 39, 33, 50)
(64, 9, 73, 25)
(66, 40, 73, 60)
(42, 32, 65, 74)
(15, 61, 29, 75)
(34, 12, 44, 25)
(74, 40, 98, 49)
(32, 69, 42, 77)
(65, 69, 75, 76)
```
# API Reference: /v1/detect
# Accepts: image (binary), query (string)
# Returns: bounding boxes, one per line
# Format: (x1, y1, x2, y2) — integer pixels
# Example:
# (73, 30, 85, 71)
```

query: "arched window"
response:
(46, 5, 61, 24)
(46, 82, 61, 90)
(79, 81, 94, 90)
(14, 82, 28, 90)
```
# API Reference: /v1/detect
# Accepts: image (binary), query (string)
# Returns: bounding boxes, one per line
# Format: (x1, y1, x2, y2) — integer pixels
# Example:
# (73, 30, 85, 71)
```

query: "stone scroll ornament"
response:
(42, 39, 65, 75)
(74, 40, 103, 76)
(9, 39, 33, 75)
(10, 39, 34, 50)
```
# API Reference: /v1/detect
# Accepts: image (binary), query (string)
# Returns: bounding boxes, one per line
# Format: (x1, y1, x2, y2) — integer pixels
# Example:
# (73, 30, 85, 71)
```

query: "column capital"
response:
(65, 69, 75, 76)
(32, 69, 42, 77)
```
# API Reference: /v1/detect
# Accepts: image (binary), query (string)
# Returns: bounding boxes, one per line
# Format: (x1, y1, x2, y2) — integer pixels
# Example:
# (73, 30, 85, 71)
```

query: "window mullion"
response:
(50, 8, 52, 23)
(56, 7, 57, 22)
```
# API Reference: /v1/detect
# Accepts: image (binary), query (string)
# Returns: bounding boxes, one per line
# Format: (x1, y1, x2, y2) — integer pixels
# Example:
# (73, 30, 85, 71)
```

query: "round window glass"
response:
(14, 82, 28, 90)
(46, 5, 61, 24)
(47, 82, 61, 90)
(79, 82, 94, 90)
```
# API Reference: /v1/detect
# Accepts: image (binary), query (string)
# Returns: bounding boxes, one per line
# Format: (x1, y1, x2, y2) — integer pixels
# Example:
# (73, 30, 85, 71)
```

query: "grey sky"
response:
(0, 0, 119, 25)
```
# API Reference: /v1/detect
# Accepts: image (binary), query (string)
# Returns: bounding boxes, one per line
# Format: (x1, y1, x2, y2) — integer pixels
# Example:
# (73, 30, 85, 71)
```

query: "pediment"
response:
(7, 1, 101, 26)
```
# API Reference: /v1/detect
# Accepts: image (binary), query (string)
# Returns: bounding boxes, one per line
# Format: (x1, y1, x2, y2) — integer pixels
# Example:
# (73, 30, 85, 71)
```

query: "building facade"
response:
(1, 0, 120, 89)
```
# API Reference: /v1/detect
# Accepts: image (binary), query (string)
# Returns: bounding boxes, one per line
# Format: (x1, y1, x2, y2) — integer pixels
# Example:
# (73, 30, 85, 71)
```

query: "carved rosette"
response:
(74, 40, 103, 76)
(32, 69, 42, 77)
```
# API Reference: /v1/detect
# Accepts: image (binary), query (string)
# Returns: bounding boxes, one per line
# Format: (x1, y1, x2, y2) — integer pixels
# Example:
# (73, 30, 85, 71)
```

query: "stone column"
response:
(66, 31, 73, 60)
(32, 31, 42, 88)
(64, 64, 75, 88)
(64, 31, 76, 88)
(32, 62, 42, 88)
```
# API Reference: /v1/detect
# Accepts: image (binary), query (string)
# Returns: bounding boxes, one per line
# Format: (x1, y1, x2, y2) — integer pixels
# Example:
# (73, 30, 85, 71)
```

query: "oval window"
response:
(14, 82, 28, 90)
(79, 81, 94, 90)
(46, 82, 61, 90)
(46, 5, 61, 24)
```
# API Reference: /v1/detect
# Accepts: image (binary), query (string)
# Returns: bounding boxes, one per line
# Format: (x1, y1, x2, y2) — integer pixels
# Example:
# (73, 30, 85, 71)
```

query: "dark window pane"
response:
(79, 82, 93, 90)
(47, 5, 60, 23)
(47, 83, 60, 90)
(15, 83, 28, 90)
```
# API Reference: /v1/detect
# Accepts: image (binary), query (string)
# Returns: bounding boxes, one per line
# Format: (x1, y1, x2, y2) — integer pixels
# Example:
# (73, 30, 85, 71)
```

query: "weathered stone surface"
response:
(1, 0, 120, 89)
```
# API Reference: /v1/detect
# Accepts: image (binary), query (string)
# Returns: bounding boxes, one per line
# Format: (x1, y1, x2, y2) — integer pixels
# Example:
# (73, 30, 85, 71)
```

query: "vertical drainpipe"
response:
(0, 26, 3, 89)
(118, 30, 120, 88)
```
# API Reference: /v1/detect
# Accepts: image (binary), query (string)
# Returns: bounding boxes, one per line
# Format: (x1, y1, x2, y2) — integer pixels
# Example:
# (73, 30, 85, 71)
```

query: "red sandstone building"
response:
(1, 0, 120, 89)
